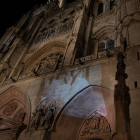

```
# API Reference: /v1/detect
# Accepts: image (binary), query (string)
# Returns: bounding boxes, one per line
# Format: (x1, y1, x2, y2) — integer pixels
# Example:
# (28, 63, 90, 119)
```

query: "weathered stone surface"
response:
(0, 0, 140, 140)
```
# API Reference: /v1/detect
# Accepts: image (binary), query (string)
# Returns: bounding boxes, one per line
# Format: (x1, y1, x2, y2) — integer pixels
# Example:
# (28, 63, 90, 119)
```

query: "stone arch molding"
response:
(51, 86, 115, 140)
(77, 111, 111, 140)
(23, 40, 66, 73)
(0, 87, 30, 140)
(92, 25, 115, 42)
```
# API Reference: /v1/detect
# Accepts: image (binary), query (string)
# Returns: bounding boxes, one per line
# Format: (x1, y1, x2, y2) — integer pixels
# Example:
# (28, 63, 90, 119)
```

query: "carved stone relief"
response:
(78, 112, 111, 140)
(30, 97, 56, 130)
(3, 102, 18, 116)
(32, 53, 63, 75)
(74, 55, 94, 65)
(98, 46, 121, 58)
(0, 99, 27, 140)
(35, 18, 74, 44)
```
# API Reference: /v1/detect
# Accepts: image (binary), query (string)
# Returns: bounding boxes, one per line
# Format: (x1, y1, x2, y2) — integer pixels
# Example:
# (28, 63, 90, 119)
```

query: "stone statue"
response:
(30, 97, 56, 130)
(31, 109, 42, 130)
(41, 106, 54, 130)
(91, 117, 100, 130)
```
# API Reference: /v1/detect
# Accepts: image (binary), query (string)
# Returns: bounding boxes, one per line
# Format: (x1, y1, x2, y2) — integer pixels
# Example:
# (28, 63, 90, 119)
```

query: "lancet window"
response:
(98, 39, 115, 52)
(110, 0, 115, 10)
(98, 42, 105, 52)
(108, 40, 115, 49)
(97, 3, 103, 15)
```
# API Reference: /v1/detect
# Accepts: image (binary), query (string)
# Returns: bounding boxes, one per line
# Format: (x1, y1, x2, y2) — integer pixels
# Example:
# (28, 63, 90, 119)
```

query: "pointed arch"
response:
(51, 86, 115, 140)
(92, 25, 115, 42)
(0, 86, 31, 140)
(0, 86, 31, 125)
(23, 40, 67, 73)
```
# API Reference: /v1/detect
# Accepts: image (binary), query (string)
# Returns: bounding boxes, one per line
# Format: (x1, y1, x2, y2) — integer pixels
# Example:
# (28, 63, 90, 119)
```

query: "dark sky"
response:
(0, 0, 49, 38)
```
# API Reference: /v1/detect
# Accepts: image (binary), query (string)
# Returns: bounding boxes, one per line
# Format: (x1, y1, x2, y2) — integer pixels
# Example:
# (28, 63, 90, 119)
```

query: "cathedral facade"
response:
(0, 0, 140, 140)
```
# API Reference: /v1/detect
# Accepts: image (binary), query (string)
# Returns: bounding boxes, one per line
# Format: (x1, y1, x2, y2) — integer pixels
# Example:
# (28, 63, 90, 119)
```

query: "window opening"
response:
(66, 0, 76, 4)
(98, 3, 103, 15)
(110, 0, 115, 10)
(99, 42, 105, 52)
(135, 81, 138, 88)
(108, 40, 114, 49)
(137, 52, 140, 61)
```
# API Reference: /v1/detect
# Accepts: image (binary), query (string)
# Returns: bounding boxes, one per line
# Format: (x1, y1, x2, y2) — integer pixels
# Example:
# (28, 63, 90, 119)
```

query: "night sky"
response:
(0, 0, 49, 38)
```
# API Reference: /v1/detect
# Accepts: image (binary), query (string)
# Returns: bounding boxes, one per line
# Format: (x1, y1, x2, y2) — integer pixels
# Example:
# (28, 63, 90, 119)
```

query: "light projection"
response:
(42, 67, 106, 119)
(64, 86, 107, 119)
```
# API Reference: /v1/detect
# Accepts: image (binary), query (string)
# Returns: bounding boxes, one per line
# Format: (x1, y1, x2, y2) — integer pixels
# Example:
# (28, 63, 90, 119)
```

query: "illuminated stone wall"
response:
(0, 0, 140, 140)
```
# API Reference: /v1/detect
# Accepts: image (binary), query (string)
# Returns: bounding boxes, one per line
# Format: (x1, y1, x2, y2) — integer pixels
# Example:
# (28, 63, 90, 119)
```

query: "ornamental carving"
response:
(74, 55, 94, 65)
(35, 18, 74, 44)
(14, 108, 25, 122)
(98, 47, 121, 58)
(32, 53, 63, 75)
(78, 112, 111, 140)
(30, 97, 56, 130)
(3, 102, 18, 116)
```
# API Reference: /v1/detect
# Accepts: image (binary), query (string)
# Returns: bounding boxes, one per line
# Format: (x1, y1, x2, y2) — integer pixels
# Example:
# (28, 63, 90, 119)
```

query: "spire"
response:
(113, 53, 131, 140)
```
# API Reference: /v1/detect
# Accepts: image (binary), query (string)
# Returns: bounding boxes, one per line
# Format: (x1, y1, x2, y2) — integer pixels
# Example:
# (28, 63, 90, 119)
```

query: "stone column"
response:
(83, 14, 93, 56)
(63, 8, 85, 66)
(113, 53, 131, 140)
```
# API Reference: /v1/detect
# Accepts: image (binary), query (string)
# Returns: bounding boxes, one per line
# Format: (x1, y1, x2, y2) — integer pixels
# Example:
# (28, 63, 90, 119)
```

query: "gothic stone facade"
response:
(0, 0, 140, 140)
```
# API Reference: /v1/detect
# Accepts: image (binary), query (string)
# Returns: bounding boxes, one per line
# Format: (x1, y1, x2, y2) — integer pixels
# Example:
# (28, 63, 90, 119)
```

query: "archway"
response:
(23, 40, 66, 73)
(0, 87, 30, 140)
(51, 86, 115, 140)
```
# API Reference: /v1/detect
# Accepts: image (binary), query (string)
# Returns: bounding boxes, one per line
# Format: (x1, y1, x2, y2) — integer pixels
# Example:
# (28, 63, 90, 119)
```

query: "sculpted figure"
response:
(81, 126, 90, 136)
(31, 110, 37, 128)
(104, 119, 110, 131)
(41, 105, 55, 130)
(99, 117, 105, 131)
(35, 109, 42, 130)
(31, 109, 42, 130)
(91, 117, 100, 130)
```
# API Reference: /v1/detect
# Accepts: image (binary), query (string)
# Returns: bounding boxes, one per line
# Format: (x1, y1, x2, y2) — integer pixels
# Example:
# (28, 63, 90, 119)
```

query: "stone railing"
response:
(74, 46, 121, 65)
(98, 46, 121, 58)
(74, 54, 94, 65)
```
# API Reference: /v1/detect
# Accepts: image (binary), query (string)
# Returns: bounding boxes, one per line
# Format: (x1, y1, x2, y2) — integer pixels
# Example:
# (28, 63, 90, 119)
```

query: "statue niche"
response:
(32, 53, 63, 75)
(30, 97, 56, 131)
(78, 112, 111, 140)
